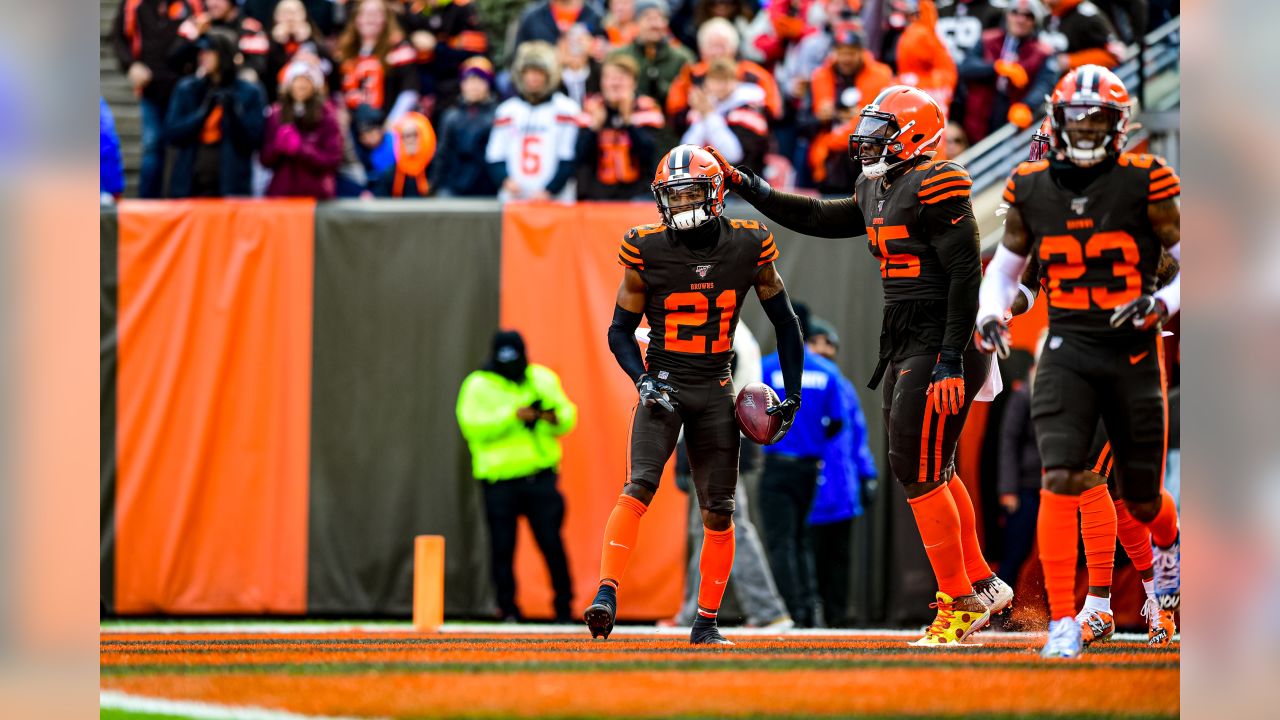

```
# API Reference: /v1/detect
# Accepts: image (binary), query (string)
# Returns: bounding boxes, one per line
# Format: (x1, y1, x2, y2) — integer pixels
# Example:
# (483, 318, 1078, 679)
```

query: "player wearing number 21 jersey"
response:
(709, 85, 1014, 647)
(976, 65, 1182, 659)
(584, 145, 807, 646)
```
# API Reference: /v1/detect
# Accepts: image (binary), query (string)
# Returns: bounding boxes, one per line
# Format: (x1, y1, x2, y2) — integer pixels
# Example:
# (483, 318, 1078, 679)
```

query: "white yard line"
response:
(100, 621, 1170, 643)
(100, 690, 385, 720)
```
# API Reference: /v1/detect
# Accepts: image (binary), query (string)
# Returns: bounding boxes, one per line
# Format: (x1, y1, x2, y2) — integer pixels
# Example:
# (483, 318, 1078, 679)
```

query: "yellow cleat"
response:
(909, 592, 991, 647)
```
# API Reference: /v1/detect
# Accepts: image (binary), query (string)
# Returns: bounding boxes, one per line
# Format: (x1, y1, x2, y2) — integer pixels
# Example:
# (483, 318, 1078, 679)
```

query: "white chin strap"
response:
(862, 159, 891, 179)
(671, 208, 710, 230)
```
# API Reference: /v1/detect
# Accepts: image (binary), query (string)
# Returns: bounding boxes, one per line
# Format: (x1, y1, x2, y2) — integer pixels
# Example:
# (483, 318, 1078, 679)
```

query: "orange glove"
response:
(1007, 102, 1033, 129)
(994, 59, 1029, 89)
(703, 145, 742, 186)
(927, 349, 966, 416)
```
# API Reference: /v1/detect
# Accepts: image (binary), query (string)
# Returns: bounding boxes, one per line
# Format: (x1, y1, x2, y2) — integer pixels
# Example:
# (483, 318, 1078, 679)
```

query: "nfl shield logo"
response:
(1071, 197, 1088, 215)
(695, 264, 713, 277)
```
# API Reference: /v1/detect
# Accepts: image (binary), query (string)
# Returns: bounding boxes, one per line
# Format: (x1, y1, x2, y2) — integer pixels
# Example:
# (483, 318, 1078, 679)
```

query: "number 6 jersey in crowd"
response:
(617, 218, 779, 379)
(486, 91, 583, 201)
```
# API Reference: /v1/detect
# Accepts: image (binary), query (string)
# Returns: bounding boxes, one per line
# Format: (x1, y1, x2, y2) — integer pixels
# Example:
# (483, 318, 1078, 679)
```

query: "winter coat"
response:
(164, 75, 267, 198)
(958, 29, 1055, 143)
(261, 101, 344, 199)
(431, 99, 498, 196)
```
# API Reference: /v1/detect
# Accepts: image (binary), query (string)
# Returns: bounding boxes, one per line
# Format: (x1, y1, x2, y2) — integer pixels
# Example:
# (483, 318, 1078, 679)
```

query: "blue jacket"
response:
(761, 348, 846, 460)
(431, 99, 498, 196)
(100, 97, 125, 196)
(810, 373, 878, 525)
(165, 76, 265, 198)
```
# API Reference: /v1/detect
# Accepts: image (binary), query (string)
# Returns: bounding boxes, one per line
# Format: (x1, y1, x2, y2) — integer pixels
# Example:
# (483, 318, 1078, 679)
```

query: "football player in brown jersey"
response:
(584, 145, 807, 646)
(707, 85, 1015, 647)
(976, 65, 1181, 658)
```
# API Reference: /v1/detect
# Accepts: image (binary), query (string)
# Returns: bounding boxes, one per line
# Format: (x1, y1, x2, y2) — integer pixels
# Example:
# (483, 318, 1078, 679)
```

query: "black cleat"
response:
(690, 618, 735, 646)
(584, 584, 617, 640)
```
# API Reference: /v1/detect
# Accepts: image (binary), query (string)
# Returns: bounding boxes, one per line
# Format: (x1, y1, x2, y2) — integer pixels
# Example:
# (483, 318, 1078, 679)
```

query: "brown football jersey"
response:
(1005, 152, 1180, 339)
(617, 217, 779, 378)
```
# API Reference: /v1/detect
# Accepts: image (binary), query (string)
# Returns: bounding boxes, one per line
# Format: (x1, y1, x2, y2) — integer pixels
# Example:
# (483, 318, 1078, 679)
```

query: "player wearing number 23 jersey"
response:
(709, 85, 1014, 647)
(976, 65, 1182, 659)
(585, 145, 807, 647)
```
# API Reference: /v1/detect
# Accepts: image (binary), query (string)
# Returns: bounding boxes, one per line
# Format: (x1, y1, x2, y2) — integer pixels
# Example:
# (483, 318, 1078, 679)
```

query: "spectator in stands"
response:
(513, 0, 608, 53)
(776, 0, 863, 107)
(486, 41, 582, 201)
(997, 352, 1043, 616)
(945, 120, 969, 156)
(111, 0, 204, 197)
(757, 0, 824, 67)
(169, 0, 271, 84)
(396, 0, 490, 114)
(261, 61, 344, 198)
(693, 0, 765, 64)
(667, 18, 782, 123)
(245, 0, 338, 37)
(266, 0, 339, 103)
(335, 0, 421, 125)
(351, 103, 396, 192)
(935, 0, 1006, 62)
(605, 0, 641, 47)
(680, 59, 769, 169)
(432, 57, 499, 196)
(576, 53, 664, 200)
(804, 25, 892, 193)
(620, 0, 696, 111)
(373, 111, 438, 197)
(456, 330, 578, 623)
(558, 24, 602, 107)
(804, 319, 876, 628)
(895, 0, 959, 109)
(101, 98, 125, 203)
(165, 30, 267, 198)
(1044, 0, 1125, 70)
(957, 0, 1057, 143)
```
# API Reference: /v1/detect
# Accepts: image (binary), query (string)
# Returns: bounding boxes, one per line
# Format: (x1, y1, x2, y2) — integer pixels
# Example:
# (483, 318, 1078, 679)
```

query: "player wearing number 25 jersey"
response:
(976, 65, 1182, 659)
(709, 85, 1014, 647)
(584, 145, 807, 646)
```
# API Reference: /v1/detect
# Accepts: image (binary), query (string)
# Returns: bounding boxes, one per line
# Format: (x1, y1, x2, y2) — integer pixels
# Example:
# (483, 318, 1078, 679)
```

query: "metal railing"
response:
(958, 17, 1181, 195)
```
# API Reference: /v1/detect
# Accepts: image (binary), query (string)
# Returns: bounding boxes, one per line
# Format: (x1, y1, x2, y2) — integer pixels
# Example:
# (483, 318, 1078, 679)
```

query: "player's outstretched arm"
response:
(975, 204, 1033, 359)
(754, 262, 803, 442)
(704, 145, 865, 239)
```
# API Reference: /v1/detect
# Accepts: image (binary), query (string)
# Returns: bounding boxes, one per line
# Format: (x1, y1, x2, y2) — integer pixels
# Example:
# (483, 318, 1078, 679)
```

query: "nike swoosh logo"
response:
(1129, 351, 1149, 365)
(900, 368, 912, 376)
(714, 579, 727, 585)
(923, 540, 946, 549)
(609, 541, 630, 549)
(950, 216, 963, 224)
(719, 378, 730, 386)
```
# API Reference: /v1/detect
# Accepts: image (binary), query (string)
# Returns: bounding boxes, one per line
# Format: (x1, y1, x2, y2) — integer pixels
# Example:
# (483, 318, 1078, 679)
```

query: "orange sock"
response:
(1038, 489, 1081, 621)
(598, 494, 647, 588)
(1114, 498, 1153, 572)
(908, 483, 973, 599)
(947, 476, 994, 583)
(1144, 488, 1179, 548)
(696, 524, 736, 616)
(1079, 484, 1117, 589)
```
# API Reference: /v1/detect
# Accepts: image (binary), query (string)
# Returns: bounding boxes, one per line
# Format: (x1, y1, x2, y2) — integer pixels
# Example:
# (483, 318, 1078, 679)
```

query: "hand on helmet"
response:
(704, 145, 771, 202)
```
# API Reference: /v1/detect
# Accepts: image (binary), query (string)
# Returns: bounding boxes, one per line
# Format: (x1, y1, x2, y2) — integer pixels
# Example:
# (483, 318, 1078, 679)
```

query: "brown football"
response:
(735, 382, 783, 445)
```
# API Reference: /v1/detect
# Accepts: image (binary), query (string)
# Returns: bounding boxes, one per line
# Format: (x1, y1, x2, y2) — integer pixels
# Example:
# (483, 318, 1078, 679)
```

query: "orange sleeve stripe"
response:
(1150, 166, 1174, 179)
(1149, 176, 1180, 193)
(618, 257, 644, 269)
(757, 250, 780, 266)
(760, 234, 776, 251)
(921, 170, 969, 187)
(1002, 190, 1016, 202)
(1149, 188, 1180, 202)
(620, 249, 642, 264)
(920, 189, 970, 205)
(621, 239, 641, 254)
(919, 179, 972, 199)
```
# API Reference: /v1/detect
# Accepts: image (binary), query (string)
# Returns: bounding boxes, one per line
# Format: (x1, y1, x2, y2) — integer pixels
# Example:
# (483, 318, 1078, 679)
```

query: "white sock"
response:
(1083, 593, 1111, 614)
(1142, 579, 1156, 601)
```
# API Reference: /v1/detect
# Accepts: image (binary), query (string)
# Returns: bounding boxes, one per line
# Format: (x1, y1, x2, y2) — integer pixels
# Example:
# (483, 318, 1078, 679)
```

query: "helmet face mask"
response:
(1047, 65, 1131, 167)
(845, 87, 943, 180)
(651, 144, 725, 231)
(848, 110, 906, 179)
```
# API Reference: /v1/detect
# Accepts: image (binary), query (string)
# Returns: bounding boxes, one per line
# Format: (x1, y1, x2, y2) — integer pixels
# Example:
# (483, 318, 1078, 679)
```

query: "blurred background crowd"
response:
(99, 0, 1180, 203)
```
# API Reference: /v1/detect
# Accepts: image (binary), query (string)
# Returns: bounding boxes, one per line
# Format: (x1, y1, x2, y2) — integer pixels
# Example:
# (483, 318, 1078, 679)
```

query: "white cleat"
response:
(973, 574, 1014, 616)
(1040, 617, 1084, 659)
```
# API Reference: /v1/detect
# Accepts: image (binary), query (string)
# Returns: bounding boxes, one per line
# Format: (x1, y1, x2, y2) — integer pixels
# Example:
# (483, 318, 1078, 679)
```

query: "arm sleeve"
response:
(100, 99, 125, 195)
(164, 84, 210, 143)
(920, 196, 982, 353)
(761, 290, 803, 400)
(824, 371, 849, 438)
(607, 304, 647, 384)
(537, 370, 578, 437)
(545, 159, 576, 194)
(112, 1, 133, 71)
(750, 190, 864, 239)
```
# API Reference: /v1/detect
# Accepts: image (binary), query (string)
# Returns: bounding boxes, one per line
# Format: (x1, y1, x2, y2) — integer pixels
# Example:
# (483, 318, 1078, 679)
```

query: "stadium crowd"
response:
(101, 0, 1179, 202)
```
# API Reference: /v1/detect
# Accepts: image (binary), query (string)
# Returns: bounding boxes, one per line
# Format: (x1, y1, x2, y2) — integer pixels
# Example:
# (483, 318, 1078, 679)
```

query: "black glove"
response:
(764, 393, 801, 444)
(928, 348, 966, 417)
(637, 373, 678, 412)
(1109, 295, 1167, 330)
(975, 314, 1012, 359)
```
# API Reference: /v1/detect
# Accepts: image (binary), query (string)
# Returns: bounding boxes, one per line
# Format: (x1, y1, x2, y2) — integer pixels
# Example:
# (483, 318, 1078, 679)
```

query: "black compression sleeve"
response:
(608, 304, 647, 384)
(922, 198, 982, 353)
(761, 291, 804, 399)
(753, 191, 865, 239)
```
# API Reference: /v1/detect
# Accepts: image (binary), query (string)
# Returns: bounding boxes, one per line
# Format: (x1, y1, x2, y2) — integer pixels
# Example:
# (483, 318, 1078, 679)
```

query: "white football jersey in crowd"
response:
(485, 92, 583, 202)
